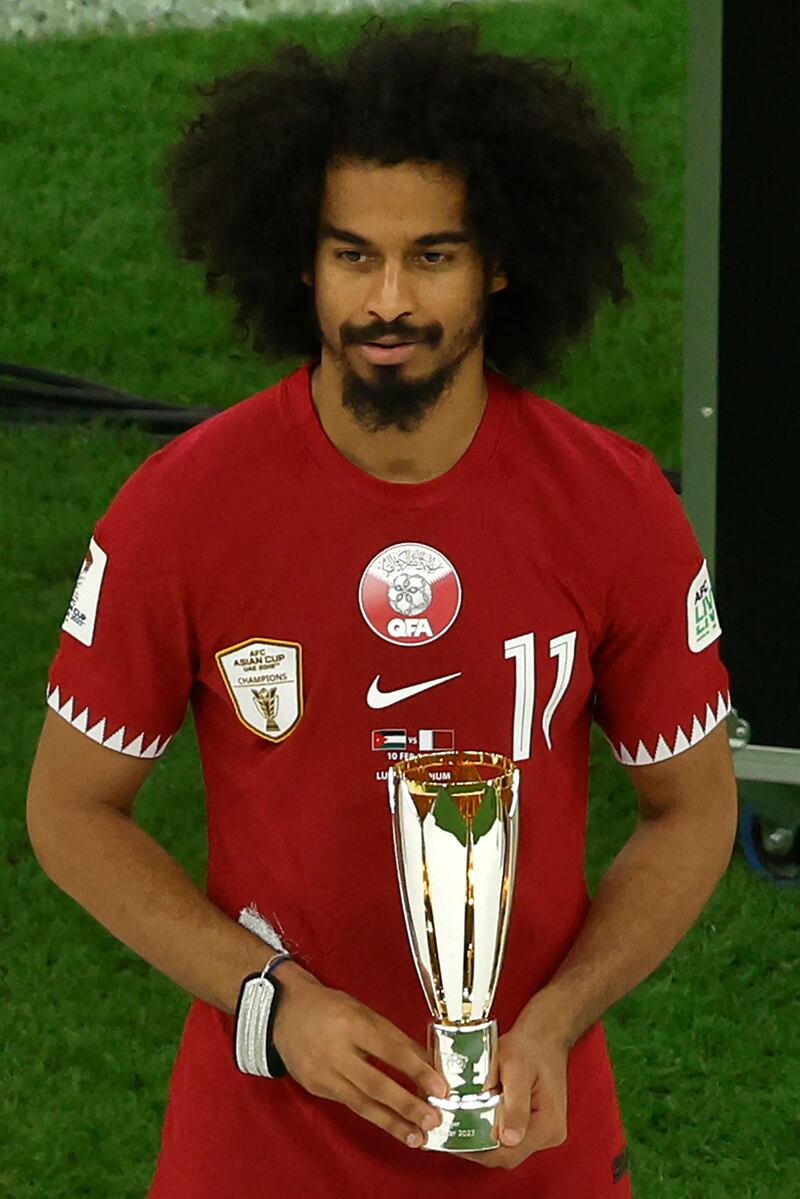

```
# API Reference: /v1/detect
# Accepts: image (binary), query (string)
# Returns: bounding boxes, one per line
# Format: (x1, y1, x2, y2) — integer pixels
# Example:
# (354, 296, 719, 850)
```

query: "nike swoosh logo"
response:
(366, 672, 462, 709)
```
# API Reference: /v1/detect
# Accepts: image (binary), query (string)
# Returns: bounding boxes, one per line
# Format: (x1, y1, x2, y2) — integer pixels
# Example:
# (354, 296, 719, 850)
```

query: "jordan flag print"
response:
(372, 729, 407, 750)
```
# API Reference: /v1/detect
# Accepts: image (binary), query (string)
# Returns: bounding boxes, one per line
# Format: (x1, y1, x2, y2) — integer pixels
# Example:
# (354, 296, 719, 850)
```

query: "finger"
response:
(526, 1077, 567, 1150)
(362, 1020, 450, 1100)
(348, 1056, 444, 1138)
(333, 1072, 432, 1149)
(497, 1058, 534, 1147)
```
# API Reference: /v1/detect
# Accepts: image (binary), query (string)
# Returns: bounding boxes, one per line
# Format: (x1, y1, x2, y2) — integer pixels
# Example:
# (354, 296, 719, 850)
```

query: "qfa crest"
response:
(215, 638, 303, 741)
(358, 541, 462, 646)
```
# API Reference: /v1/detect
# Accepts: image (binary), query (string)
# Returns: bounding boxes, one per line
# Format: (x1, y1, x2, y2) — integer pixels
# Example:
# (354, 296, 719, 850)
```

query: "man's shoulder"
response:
(502, 374, 659, 495)
(122, 369, 294, 486)
(151, 372, 290, 472)
(96, 369, 298, 539)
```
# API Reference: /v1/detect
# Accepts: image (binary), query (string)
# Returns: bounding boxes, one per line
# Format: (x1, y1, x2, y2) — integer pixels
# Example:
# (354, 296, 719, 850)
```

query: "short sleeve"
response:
(45, 450, 195, 759)
(591, 450, 732, 766)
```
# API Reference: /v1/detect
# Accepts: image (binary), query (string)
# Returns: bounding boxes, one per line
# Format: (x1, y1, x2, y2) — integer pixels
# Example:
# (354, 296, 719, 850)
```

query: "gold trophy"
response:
(252, 687, 280, 733)
(386, 750, 520, 1153)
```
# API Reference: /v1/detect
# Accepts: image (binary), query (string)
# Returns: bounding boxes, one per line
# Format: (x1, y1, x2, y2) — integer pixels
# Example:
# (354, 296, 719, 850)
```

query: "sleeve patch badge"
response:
(62, 536, 108, 647)
(687, 558, 722, 653)
(215, 638, 303, 742)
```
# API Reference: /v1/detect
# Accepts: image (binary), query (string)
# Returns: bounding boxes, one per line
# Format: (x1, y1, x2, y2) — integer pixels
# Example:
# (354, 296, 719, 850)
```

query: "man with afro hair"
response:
(28, 14, 737, 1198)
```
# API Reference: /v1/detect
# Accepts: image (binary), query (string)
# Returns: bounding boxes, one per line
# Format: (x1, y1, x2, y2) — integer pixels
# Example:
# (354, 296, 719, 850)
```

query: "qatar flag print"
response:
(418, 729, 455, 752)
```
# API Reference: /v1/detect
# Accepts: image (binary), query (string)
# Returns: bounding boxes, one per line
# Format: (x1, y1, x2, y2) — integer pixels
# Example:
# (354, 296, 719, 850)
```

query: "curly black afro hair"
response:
(155, 11, 653, 388)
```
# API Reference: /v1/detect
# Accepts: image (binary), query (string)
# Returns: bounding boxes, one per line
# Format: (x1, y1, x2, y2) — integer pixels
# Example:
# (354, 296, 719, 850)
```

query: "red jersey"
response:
(46, 358, 731, 1197)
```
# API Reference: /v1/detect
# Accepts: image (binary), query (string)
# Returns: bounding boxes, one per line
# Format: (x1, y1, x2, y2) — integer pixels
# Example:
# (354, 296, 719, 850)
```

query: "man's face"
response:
(301, 158, 507, 433)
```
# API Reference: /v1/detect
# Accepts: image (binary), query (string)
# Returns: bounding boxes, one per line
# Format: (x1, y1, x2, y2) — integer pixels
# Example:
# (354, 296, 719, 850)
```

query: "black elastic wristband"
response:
(264, 973, 287, 1077)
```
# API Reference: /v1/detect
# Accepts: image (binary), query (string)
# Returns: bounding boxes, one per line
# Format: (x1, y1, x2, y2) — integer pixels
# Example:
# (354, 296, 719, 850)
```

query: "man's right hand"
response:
(271, 962, 450, 1149)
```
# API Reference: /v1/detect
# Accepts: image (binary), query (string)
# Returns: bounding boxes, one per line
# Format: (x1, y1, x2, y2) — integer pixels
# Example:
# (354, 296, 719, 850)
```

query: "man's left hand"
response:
(454, 1017, 570, 1170)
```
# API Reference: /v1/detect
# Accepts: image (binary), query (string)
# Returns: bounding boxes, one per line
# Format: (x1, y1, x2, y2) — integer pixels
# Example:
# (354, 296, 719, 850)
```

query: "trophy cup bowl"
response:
(386, 750, 520, 1153)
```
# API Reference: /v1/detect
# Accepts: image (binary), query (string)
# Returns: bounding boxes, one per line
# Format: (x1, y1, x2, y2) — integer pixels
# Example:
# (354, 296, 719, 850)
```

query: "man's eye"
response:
(337, 251, 448, 265)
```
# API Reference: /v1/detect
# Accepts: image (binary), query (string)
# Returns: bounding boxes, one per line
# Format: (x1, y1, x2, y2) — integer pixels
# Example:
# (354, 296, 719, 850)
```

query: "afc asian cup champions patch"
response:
(215, 638, 303, 742)
(62, 535, 108, 647)
(358, 541, 462, 646)
(687, 558, 722, 653)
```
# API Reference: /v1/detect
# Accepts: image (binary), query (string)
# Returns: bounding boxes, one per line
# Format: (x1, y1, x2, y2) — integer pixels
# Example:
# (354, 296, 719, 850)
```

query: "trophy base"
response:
(423, 1021, 503, 1153)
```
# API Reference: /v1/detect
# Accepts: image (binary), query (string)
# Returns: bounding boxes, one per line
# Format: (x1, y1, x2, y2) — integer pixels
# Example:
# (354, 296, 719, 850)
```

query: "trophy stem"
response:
(424, 1020, 502, 1153)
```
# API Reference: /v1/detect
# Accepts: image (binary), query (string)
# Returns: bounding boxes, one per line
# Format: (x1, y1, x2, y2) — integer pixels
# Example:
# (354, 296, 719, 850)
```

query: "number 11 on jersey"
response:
(505, 630, 578, 761)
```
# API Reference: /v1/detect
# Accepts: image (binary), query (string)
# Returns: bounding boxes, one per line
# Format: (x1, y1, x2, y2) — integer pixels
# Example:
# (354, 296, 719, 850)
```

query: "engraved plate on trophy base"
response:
(424, 1020, 502, 1152)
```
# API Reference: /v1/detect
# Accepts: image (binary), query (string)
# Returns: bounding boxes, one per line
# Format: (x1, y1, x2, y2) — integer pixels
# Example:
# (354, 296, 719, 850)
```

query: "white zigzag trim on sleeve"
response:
(608, 688, 732, 766)
(45, 683, 173, 759)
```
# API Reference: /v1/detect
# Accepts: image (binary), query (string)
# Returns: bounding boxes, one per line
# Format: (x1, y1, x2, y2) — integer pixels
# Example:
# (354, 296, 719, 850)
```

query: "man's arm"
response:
(26, 709, 314, 1014)
(517, 720, 739, 1048)
(26, 708, 451, 1150)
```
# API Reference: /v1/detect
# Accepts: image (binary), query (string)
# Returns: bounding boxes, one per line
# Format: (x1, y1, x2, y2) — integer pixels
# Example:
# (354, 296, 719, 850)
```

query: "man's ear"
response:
(489, 261, 508, 294)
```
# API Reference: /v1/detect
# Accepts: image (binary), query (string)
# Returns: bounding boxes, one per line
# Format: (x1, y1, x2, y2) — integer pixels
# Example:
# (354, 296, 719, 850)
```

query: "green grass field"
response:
(1, 2, 798, 1195)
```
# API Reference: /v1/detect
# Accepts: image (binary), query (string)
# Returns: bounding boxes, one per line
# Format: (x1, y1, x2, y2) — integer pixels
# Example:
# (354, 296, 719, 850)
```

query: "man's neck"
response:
(309, 357, 489, 484)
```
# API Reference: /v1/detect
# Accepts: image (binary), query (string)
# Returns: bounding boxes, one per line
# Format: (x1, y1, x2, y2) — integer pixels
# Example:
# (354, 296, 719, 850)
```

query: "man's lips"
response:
(359, 341, 421, 364)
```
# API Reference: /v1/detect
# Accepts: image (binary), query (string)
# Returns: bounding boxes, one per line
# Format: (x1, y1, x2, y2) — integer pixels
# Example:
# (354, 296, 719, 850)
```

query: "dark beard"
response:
(339, 348, 471, 433)
(308, 291, 490, 434)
